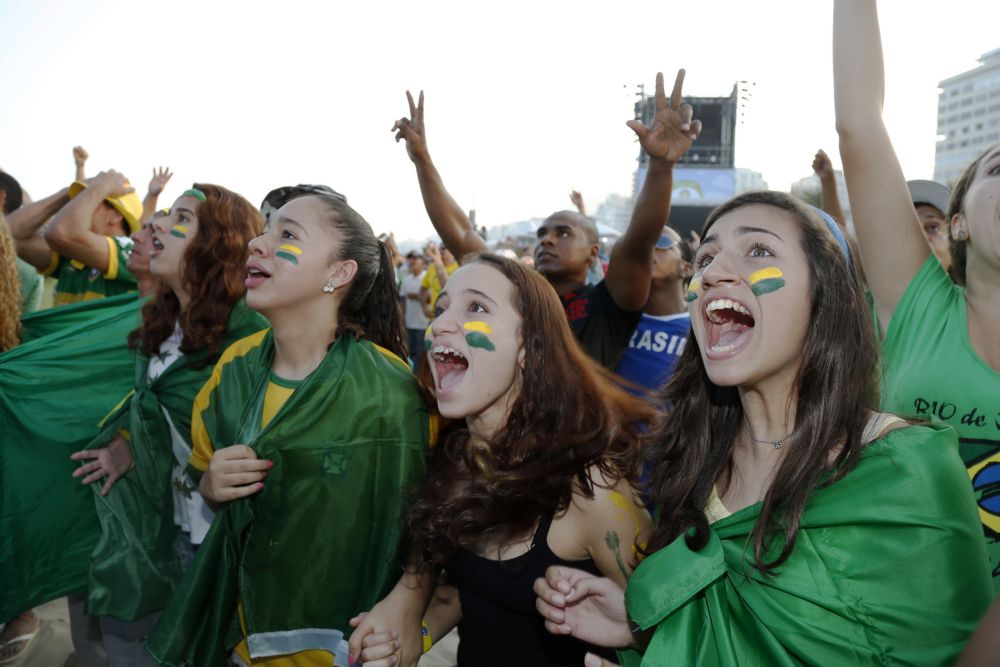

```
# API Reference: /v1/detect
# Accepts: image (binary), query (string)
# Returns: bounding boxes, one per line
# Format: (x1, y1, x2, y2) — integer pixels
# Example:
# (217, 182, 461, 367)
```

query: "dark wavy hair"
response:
(946, 142, 997, 286)
(128, 183, 263, 368)
(645, 190, 880, 574)
(290, 193, 408, 360)
(404, 253, 656, 574)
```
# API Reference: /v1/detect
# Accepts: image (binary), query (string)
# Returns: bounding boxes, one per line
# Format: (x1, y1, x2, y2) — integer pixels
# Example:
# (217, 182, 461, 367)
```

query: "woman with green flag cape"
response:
(533, 191, 992, 666)
(145, 189, 429, 666)
(68, 184, 267, 664)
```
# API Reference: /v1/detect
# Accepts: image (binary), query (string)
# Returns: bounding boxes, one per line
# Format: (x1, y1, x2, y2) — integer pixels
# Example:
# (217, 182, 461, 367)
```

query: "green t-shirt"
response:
(16, 257, 43, 314)
(881, 255, 1000, 589)
(42, 235, 137, 307)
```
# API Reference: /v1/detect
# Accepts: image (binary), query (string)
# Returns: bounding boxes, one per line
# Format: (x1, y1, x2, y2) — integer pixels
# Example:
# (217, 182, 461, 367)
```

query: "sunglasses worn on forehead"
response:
(261, 184, 347, 220)
(655, 234, 676, 250)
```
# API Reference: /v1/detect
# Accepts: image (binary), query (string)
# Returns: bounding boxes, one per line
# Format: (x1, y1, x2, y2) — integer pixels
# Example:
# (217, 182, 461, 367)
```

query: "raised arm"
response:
(392, 90, 488, 259)
(606, 69, 701, 312)
(812, 149, 847, 228)
(834, 0, 928, 331)
(5, 187, 71, 269)
(141, 166, 173, 224)
(45, 170, 134, 272)
(73, 145, 88, 182)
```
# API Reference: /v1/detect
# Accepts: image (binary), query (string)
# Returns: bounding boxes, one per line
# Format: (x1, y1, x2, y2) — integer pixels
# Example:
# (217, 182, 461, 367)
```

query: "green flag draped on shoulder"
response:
(146, 332, 429, 667)
(19, 293, 139, 343)
(84, 301, 266, 621)
(0, 296, 144, 622)
(621, 425, 992, 667)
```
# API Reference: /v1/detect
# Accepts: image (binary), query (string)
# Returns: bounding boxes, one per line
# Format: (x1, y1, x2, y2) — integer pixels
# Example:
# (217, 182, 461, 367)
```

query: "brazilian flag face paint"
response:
(276, 243, 303, 266)
(463, 321, 495, 352)
(169, 224, 189, 239)
(424, 324, 433, 351)
(685, 276, 702, 303)
(749, 267, 785, 296)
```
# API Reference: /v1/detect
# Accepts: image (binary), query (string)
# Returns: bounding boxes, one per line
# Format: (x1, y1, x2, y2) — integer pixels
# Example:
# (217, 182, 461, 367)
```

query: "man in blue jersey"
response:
(613, 225, 693, 392)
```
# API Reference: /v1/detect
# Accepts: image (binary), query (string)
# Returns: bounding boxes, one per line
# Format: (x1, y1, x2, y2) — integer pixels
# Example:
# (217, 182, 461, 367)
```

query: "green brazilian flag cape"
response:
(0, 296, 145, 622)
(84, 301, 267, 622)
(20, 293, 138, 343)
(146, 331, 429, 667)
(621, 424, 992, 667)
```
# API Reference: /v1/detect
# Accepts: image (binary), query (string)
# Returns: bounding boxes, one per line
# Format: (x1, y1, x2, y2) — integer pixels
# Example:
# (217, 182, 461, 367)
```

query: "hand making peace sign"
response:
(626, 69, 702, 163)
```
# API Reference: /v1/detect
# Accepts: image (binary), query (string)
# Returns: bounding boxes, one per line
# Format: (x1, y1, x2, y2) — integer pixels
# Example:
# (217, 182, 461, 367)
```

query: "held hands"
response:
(91, 170, 136, 199)
(392, 90, 429, 164)
(70, 434, 133, 496)
(198, 444, 271, 504)
(72, 146, 89, 167)
(812, 149, 835, 181)
(347, 605, 422, 667)
(626, 69, 702, 164)
(148, 166, 174, 196)
(534, 566, 632, 648)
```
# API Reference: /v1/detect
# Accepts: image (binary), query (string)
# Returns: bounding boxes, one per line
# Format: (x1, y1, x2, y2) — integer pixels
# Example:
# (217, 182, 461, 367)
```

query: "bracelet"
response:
(421, 620, 432, 654)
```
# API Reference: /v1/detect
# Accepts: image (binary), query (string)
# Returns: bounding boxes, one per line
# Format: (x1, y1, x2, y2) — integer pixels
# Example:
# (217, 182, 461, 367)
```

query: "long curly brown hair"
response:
(127, 184, 263, 367)
(0, 214, 21, 352)
(404, 253, 656, 574)
(645, 191, 880, 574)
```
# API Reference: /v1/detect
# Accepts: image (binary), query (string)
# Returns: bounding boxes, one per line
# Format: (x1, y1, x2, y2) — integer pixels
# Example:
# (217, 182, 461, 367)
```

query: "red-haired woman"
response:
(70, 184, 267, 665)
(350, 253, 655, 667)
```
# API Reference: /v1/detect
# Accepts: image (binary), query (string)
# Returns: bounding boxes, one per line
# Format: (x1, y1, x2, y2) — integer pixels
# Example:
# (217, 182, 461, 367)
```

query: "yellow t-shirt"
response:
(234, 374, 336, 666)
(420, 261, 458, 307)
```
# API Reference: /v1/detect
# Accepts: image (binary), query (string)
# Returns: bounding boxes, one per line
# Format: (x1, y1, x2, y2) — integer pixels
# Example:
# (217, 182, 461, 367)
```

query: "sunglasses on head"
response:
(655, 234, 676, 250)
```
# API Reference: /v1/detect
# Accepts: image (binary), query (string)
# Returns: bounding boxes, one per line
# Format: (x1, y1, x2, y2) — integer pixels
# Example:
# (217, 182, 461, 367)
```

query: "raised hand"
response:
(626, 70, 702, 163)
(148, 166, 173, 196)
(72, 146, 89, 167)
(392, 90, 429, 163)
(812, 149, 835, 181)
(198, 444, 271, 505)
(534, 566, 632, 648)
(570, 190, 586, 216)
(70, 434, 133, 496)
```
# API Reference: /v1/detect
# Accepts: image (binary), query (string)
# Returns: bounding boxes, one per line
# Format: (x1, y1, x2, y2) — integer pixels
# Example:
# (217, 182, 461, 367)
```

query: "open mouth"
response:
(151, 236, 164, 251)
(704, 298, 755, 354)
(245, 263, 272, 289)
(430, 344, 469, 392)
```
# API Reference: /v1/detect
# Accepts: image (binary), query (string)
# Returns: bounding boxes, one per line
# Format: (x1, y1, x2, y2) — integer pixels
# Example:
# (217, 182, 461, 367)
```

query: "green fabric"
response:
(47, 236, 137, 307)
(146, 332, 428, 667)
(85, 302, 267, 621)
(0, 296, 144, 622)
(15, 257, 43, 314)
(620, 425, 992, 667)
(880, 256, 1000, 588)
(20, 293, 138, 343)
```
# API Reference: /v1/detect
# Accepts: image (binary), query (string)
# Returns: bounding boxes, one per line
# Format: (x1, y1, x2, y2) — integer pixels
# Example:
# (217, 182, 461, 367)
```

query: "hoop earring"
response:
(322, 279, 337, 293)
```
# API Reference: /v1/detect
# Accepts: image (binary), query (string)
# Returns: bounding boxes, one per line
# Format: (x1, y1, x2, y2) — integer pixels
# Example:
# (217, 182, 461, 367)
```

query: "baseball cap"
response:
(68, 180, 143, 233)
(907, 180, 951, 217)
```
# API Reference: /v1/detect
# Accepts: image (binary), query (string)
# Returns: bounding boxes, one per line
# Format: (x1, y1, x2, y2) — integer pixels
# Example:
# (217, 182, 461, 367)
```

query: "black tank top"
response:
(449, 512, 620, 666)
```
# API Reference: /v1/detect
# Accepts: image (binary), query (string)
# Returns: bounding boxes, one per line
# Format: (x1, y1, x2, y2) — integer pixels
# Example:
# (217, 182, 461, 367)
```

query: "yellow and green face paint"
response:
(463, 321, 495, 351)
(424, 324, 433, 351)
(169, 224, 189, 239)
(684, 276, 702, 303)
(749, 267, 785, 296)
(276, 243, 303, 266)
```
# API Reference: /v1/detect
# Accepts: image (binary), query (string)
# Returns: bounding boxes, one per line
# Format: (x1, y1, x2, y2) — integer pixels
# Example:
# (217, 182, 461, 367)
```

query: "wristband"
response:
(421, 620, 432, 654)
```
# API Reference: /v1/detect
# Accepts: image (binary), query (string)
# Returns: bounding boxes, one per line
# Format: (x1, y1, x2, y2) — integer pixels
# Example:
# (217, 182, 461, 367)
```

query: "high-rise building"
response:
(934, 48, 1000, 186)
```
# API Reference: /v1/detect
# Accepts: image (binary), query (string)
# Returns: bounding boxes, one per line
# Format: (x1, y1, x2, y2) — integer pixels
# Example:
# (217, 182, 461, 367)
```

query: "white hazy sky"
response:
(1, 0, 998, 244)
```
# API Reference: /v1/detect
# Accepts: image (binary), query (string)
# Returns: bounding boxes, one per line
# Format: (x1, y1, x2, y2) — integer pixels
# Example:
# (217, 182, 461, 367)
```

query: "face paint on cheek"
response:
(685, 276, 702, 303)
(749, 267, 786, 296)
(463, 321, 495, 352)
(424, 325, 433, 351)
(169, 225, 189, 239)
(276, 243, 303, 265)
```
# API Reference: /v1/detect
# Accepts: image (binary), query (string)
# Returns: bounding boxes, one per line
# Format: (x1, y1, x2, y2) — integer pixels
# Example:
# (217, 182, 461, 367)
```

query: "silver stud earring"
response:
(953, 227, 970, 242)
(322, 279, 336, 293)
